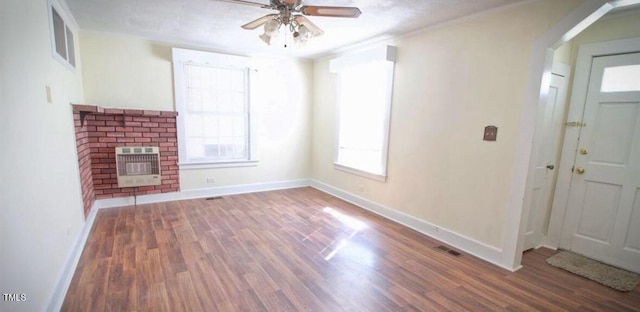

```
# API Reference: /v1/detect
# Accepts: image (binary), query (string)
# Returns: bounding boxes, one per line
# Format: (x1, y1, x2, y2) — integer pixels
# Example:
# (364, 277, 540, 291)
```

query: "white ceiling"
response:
(66, 0, 527, 59)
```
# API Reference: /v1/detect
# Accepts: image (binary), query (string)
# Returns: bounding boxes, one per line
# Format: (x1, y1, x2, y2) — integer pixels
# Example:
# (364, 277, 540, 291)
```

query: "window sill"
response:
(179, 160, 258, 170)
(333, 163, 387, 182)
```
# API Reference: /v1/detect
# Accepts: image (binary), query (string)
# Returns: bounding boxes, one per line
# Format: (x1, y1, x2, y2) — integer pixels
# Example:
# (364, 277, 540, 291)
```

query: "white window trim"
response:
(172, 48, 258, 169)
(330, 45, 397, 182)
(333, 162, 388, 182)
(47, 0, 77, 71)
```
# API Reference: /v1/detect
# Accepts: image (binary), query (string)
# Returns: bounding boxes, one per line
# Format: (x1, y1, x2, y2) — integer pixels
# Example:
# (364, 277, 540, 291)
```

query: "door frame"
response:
(505, 0, 640, 271)
(523, 61, 571, 251)
(546, 37, 640, 249)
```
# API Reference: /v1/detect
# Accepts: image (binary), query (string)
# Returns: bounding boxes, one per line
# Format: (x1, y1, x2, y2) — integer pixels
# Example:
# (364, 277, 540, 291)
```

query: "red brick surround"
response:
(72, 105, 179, 217)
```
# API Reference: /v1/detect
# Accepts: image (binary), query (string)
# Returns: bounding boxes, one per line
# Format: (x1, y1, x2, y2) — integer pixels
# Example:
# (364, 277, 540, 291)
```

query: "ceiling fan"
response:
(217, 0, 361, 46)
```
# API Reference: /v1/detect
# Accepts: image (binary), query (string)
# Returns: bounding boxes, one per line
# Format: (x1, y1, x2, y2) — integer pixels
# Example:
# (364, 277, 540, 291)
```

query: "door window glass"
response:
(601, 64, 640, 92)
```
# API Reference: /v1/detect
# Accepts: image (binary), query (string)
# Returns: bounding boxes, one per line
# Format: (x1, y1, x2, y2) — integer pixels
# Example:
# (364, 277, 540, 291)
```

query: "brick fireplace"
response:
(72, 105, 180, 217)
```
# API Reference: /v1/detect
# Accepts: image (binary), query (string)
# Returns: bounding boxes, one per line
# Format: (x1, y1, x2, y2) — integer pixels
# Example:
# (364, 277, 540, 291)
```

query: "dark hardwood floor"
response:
(62, 187, 640, 311)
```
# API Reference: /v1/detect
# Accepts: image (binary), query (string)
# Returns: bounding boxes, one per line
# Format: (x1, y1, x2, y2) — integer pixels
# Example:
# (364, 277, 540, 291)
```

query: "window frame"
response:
(330, 45, 397, 182)
(48, 0, 76, 71)
(172, 48, 258, 170)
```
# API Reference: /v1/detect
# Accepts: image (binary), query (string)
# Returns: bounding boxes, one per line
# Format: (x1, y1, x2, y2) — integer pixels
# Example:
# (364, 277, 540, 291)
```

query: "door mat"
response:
(545, 251, 639, 292)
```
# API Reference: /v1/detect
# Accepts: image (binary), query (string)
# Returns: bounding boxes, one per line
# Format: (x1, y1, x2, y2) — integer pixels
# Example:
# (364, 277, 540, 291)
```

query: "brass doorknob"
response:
(575, 167, 585, 174)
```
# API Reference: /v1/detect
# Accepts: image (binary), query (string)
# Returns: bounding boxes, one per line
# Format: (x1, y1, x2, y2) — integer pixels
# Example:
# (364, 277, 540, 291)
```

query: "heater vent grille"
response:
(115, 146, 161, 188)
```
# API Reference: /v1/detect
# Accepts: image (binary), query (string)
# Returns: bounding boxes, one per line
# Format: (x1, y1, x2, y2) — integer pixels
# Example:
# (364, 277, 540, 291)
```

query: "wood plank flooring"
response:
(62, 187, 640, 311)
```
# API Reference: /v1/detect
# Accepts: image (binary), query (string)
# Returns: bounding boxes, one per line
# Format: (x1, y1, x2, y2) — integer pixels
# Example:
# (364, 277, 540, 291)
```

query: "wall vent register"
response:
(115, 146, 161, 187)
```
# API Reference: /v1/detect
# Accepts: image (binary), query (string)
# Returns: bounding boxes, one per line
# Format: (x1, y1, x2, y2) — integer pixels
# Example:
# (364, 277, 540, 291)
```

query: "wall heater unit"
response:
(115, 146, 161, 188)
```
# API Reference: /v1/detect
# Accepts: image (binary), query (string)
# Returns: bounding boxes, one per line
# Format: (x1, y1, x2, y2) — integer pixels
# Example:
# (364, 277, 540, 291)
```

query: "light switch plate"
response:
(46, 86, 52, 103)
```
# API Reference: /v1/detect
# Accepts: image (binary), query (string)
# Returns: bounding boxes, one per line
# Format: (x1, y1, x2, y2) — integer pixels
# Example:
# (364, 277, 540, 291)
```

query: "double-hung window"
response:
(331, 45, 396, 181)
(173, 48, 257, 169)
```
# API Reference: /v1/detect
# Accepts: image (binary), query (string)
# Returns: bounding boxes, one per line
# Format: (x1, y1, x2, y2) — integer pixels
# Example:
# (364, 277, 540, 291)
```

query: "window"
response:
(172, 48, 258, 169)
(601, 64, 640, 92)
(49, 1, 76, 69)
(330, 46, 396, 181)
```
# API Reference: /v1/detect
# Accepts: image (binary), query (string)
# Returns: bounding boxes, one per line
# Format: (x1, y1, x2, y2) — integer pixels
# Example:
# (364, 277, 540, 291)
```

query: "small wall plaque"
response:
(484, 125, 497, 141)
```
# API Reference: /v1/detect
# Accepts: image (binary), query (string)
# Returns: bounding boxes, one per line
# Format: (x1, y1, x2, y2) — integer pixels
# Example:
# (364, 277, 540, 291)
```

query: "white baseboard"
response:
(309, 180, 516, 271)
(95, 179, 311, 209)
(47, 201, 99, 312)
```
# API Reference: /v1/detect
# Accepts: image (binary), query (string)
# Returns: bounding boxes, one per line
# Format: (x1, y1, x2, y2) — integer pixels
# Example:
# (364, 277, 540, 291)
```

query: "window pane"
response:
(186, 114, 203, 137)
(188, 137, 205, 160)
(337, 60, 390, 176)
(65, 25, 75, 66)
(601, 65, 640, 92)
(52, 8, 66, 59)
(183, 63, 249, 162)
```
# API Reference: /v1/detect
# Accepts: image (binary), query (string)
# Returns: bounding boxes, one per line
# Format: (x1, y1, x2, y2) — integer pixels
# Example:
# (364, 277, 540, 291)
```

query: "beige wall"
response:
(312, 0, 582, 249)
(0, 0, 86, 310)
(79, 32, 313, 190)
(80, 32, 175, 110)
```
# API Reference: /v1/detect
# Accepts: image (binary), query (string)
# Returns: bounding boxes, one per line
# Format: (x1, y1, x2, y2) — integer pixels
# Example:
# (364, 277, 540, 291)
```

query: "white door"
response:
(560, 52, 640, 273)
(524, 64, 570, 250)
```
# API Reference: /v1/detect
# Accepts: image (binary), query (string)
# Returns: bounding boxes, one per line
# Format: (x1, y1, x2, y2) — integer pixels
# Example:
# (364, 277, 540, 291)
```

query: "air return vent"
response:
(115, 146, 161, 188)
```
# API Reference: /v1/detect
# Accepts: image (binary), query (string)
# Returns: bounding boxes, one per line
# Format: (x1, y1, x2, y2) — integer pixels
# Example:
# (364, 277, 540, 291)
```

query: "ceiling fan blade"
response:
(241, 14, 279, 30)
(215, 0, 272, 9)
(293, 16, 324, 36)
(300, 6, 361, 18)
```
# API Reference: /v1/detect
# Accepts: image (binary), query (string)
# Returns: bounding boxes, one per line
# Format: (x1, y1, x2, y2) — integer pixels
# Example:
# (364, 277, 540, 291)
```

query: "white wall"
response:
(79, 32, 313, 191)
(0, 0, 86, 311)
(312, 0, 582, 251)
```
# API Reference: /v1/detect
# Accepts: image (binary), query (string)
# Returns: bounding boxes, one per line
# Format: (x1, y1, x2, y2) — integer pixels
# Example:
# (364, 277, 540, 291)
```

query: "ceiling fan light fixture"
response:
(264, 18, 281, 34)
(259, 18, 281, 45)
(225, 0, 361, 47)
(297, 24, 312, 40)
(259, 32, 272, 45)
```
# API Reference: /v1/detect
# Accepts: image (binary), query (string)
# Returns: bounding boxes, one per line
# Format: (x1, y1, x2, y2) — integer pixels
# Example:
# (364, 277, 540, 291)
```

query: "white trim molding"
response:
(309, 180, 514, 271)
(333, 163, 387, 182)
(94, 179, 311, 209)
(46, 201, 99, 312)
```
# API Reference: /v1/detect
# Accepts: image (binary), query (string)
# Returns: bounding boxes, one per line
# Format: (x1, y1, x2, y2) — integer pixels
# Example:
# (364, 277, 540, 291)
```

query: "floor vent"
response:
(206, 196, 223, 200)
(435, 245, 462, 257)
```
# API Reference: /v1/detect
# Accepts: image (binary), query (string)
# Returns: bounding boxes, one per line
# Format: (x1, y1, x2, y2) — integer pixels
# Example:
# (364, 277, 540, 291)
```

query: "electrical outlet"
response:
(206, 178, 215, 184)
